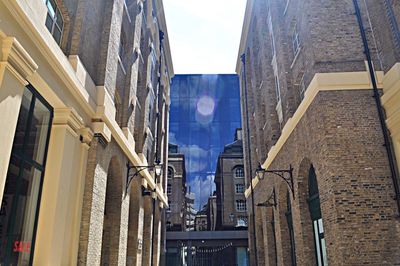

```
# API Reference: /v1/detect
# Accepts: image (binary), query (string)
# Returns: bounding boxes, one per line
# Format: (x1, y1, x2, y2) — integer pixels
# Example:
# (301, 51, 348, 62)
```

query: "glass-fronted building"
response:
(169, 74, 241, 208)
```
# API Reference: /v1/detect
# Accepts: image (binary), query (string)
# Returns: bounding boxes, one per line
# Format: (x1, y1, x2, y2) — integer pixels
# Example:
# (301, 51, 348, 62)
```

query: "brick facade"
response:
(237, 0, 400, 265)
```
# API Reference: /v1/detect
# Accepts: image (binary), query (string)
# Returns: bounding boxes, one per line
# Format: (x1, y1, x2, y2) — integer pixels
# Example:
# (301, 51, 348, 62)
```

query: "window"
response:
(167, 167, 174, 179)
(237, 216, 248, 227)
(45, 0, 64, 45)
(0, 86, 53, 265)
(299, 74, 306, 101)
(268, 12, 276, 57)
(285, 191, 297, 265)
(308, 165, 328, 266)
(292, 25, 301, 57)
(234, 167, 244, 178)
(235, 184, 245, 194)
(274, 75, 281, 103)
(167, 184, 172, 195)
(236, 200, 247, 212)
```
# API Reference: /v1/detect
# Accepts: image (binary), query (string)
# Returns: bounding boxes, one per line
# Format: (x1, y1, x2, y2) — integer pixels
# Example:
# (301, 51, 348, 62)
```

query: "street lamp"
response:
(255, 163, 295, 199)
(125, 162, 162, 196)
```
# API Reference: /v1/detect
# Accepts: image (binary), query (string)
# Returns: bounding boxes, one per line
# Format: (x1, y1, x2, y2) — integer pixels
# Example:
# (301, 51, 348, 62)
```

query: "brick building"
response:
(237, 0, 400, 265)
(0, 0, 173, 265)
(214, 129, 248, 230)
(166, 143, 186, 231)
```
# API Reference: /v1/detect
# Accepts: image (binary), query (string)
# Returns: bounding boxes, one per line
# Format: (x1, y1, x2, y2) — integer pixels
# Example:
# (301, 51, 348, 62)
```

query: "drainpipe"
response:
(353, 0, 400, 215)
(240, 53, 259, 266)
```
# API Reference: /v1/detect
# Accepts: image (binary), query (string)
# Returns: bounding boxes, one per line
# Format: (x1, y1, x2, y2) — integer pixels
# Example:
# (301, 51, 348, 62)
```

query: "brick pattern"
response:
(60, 0, 173, 264)
(239, 1, 400, 265)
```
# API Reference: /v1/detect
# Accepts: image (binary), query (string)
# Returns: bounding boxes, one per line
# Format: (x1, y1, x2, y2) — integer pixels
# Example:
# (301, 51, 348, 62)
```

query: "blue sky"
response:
(163, 0, 247, 74)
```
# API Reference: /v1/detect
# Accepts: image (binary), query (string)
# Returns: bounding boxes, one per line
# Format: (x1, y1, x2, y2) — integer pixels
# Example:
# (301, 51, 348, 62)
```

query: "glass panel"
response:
(27, 98, 51, 166)
(55, 9, 63, 29)
(46, 0, 56, 17)
(53, 27, 62, 44)
(313, 220, 322, 266)
(318, 218, 324, 233)
(12, 89, 32, 156)
(45, 13, 54, 32)
(321, 237, 328, 266)
(0, 160, 43, 265)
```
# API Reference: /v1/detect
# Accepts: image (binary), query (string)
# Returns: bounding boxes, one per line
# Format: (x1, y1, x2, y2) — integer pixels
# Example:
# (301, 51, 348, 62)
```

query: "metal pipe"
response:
(240, 53, 258, 266)
(151, 29, 165, 266)
(353, 0, 400, 214)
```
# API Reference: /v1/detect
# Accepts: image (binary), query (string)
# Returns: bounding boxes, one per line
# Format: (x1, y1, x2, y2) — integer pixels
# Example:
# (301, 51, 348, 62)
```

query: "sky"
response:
(163, 0, 247, 74)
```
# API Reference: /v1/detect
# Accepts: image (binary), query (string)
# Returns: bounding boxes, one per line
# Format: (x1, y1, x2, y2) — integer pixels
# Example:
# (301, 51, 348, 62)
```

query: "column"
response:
(0, 36, 38, 200)
(142, 195, 153, 266)
(33, 108, 92, 265)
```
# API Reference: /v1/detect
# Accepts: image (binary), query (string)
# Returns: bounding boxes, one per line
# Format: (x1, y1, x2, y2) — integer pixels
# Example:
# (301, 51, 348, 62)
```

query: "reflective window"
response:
(0, 86, 53, 265)
(308, 165, 328, 266)
(236, 200, 246, 212)
(234, 167, 244, 178)
(235, 184, 244, 194)
(45, 0, 64, 45)
(169, 75, 241, 208)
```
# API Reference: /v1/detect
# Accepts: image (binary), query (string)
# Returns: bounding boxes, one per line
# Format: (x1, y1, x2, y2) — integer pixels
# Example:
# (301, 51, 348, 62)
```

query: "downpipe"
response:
(353, 0, 400, 215)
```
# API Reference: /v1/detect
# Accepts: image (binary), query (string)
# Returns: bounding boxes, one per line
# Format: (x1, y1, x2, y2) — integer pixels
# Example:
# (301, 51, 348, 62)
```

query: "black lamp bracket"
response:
(257, 164, 295, 199)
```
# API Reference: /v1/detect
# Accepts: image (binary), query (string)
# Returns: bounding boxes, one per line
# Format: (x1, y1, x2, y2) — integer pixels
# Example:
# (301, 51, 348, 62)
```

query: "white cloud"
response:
(187, 174, 216, 210)
(178, 144, 209, 174)
(164, 0, 247, 74)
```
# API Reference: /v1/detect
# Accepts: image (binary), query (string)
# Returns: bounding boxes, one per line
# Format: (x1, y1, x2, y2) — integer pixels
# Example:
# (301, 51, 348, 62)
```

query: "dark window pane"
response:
(0, 161, 43, 265)
(26, 98, 51, 165)
(45, 14, 53, 32)
(55, 9, 63, 29)
(53, 27, 62, 45)
(12, 89, 32, 156)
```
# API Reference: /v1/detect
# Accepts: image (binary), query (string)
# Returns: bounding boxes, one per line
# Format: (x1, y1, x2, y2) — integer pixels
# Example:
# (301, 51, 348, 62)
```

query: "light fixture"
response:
(125, 161, 163, 197)
(255, 163, 295, 198)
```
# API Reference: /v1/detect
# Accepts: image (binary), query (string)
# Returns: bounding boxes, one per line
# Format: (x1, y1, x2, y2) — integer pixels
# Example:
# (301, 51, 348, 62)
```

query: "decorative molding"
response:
(0, 36, 38, 82)
(53, 107, 84, 133)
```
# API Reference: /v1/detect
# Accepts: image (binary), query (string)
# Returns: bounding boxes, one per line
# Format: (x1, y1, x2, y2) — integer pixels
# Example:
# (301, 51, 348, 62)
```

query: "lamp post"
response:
(240, 53, 258, 266)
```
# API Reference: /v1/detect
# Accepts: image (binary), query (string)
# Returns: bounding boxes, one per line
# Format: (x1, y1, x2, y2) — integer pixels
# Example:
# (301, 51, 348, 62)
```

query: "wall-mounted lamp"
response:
(255, 164, 295, 199)
(125, 162, 162, 197)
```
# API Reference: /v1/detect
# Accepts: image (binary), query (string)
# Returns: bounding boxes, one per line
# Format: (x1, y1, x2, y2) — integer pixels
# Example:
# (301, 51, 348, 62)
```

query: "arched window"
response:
(45, 0, 64, 45)
(285, 191, 297, 265)
(234, 166, 244, 178)
(167, 167, 174, 179)
(308, 165, 328, 266)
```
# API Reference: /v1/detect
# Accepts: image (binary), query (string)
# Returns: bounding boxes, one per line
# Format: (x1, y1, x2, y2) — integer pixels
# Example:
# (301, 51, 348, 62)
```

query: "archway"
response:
(100, 157, 123, 265)
(278, 182, 296, 265)
(127, 178, 144, 265)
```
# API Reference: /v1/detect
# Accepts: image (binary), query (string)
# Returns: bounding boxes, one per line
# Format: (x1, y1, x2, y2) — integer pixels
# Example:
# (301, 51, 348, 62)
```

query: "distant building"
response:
(185, 192, 196, 231)
(166, 144, 186, 231)
(206, 195, 217, 231)
(214, 129, 248, 230)
(194, 206, 208, 231)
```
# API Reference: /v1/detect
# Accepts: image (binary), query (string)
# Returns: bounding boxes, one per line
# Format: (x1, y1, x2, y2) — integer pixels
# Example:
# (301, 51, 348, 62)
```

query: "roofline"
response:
(235, 0, 253, 74)
(157, 0, 174, 77)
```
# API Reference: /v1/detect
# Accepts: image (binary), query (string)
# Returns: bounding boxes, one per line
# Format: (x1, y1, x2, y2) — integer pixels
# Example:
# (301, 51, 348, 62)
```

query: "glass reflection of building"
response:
(169, 74, 241, 208)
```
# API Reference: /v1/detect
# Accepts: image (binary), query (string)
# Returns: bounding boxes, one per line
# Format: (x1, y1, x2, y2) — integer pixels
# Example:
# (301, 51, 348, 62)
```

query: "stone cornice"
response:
(0, 35, 38, 83)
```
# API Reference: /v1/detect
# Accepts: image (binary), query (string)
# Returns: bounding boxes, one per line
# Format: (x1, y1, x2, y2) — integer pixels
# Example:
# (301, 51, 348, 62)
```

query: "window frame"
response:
(236, 200, 247, 212)
(235, 183, 245, 194)
(234, 167, 244, 178)
(45, 0, 64, 45)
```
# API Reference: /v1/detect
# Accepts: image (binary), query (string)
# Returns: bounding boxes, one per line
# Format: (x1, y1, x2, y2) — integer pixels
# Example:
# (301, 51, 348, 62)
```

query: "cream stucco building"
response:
(0, 0, 173, 265)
